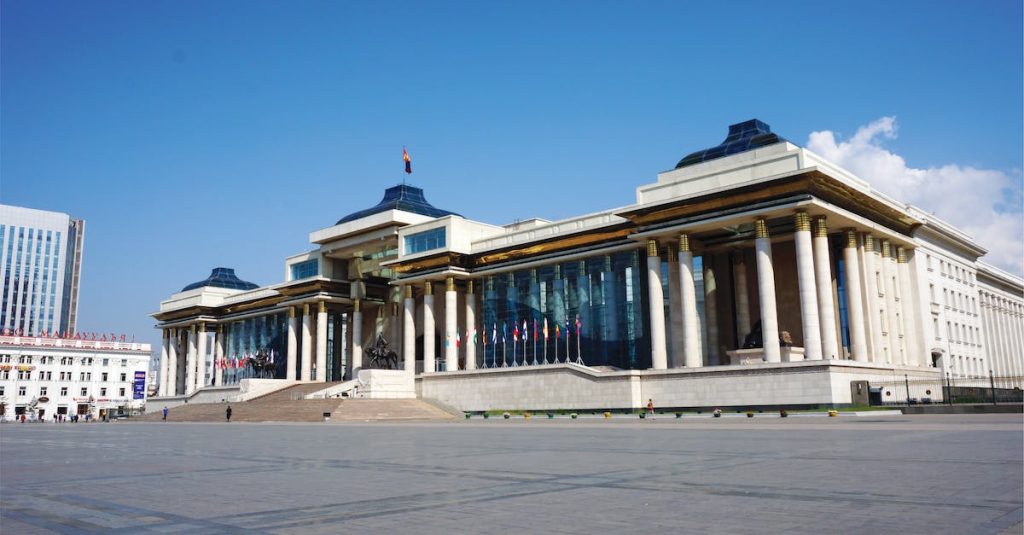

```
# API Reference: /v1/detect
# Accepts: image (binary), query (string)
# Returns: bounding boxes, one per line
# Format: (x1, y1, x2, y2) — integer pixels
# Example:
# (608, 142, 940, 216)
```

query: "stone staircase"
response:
(141, 383, 455, 423)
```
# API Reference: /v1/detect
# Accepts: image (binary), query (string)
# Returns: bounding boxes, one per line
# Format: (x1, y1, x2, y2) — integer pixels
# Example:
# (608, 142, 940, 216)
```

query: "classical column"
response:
(881, 241, 900, 364)
(423, 281, 436, 373)
(793, 211, 822, 360)
(167, 329, 178, 395)
(862, 234, 883, 362)
(195, 322, 207, 391)
(464, 280, 477, 370)
(214, 325, 225, 386)
(666, 248, 683, 367)
(754, 218, 781, 363)
(301, 303, 312, 381)
(159, 330, 170, 396)
(732, 250, 751, 348)
(704, 253, 720, 365)
(185, 325, 197, 395)
(350, 299, 362, 379)
(286, 306, 298, 381)
(678, 234, 701, 367)
(403, 286, 416, 374)
(316, 301, 328, 381)
(444, 277, 458, 371)
(813, 216, 839, 360)
(843, 230, 869, 362)
(646, 239, 668, 370)
(896, 247, 919, 366)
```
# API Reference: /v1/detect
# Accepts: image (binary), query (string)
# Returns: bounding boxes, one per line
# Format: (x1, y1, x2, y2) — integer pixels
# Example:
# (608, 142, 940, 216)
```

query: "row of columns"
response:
(643, 212, 922, 369)
(158, 301, 335, 397)
(981, 291, 1024, 378)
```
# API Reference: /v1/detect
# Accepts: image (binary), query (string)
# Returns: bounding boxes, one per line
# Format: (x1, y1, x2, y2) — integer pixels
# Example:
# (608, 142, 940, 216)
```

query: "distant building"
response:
(0, 205, 85, 337)
(0, 334, 150, 420)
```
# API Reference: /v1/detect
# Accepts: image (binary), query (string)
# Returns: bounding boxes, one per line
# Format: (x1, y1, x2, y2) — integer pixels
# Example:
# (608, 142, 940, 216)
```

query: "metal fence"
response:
(869, 372, 1023, 406)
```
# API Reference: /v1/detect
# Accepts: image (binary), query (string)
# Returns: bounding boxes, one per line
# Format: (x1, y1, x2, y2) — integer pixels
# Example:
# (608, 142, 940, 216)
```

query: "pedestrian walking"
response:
(162, 406, 169, 421)
(225, 405, 232, 422)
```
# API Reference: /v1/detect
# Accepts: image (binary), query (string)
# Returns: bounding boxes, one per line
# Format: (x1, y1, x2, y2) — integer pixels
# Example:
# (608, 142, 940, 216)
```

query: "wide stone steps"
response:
(141, 383, 455, 422)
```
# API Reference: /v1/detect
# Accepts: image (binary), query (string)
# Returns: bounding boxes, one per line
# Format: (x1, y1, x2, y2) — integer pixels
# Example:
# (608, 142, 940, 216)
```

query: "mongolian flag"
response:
(403, 147, 412, 174)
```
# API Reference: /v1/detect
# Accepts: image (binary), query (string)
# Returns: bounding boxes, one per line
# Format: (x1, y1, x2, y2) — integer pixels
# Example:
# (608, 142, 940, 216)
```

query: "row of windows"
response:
(0, 385, 128, 398)
(0, 355, 126, 366)
(1, 370, 131, 382)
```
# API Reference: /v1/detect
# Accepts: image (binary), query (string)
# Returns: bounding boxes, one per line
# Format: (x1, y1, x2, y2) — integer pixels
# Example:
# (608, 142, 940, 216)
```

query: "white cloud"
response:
(807, 117, 1024, 276)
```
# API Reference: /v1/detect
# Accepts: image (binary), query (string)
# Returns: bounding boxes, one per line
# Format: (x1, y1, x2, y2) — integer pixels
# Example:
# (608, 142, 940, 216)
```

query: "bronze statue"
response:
(366, 335, 399, 369)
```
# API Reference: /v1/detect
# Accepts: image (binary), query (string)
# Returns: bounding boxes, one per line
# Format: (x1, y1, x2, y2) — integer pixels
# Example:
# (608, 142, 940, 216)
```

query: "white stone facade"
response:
(0, 335, 151, 420)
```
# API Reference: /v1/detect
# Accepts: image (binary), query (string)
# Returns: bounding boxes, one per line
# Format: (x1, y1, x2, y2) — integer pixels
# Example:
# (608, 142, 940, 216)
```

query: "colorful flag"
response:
(403, 147, 412, 174)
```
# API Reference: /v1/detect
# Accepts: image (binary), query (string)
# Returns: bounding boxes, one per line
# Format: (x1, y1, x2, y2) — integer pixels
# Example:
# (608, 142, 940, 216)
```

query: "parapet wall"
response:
(419, 361, 942, 411)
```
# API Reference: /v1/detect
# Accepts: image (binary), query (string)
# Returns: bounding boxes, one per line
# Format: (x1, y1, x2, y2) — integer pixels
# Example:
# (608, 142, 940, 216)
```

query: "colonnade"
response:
(980, 291, 1024, 378)
(642, 212, 923, 369)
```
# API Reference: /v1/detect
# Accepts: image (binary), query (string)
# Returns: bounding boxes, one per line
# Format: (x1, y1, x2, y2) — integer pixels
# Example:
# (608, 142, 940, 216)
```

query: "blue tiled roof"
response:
(336, 184, 460, 225)
(675, 119, 787, 169)
(182, 268, 258, 292)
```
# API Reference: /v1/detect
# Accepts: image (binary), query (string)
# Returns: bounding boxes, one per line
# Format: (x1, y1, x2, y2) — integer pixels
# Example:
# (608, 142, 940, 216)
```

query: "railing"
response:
(870, 372, 1023, 406)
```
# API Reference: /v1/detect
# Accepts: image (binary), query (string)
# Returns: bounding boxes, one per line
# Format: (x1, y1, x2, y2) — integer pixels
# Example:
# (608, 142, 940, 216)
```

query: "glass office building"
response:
(0, 205, 85, 336)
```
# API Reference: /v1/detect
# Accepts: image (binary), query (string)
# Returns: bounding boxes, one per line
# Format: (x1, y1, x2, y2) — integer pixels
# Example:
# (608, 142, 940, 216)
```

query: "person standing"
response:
(225, 405, 232, 422)
(162, 406, 169, 421)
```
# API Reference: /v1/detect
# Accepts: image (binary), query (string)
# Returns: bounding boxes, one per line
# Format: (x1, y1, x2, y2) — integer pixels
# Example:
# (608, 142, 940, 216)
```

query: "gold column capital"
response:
(755, 218, 769, 239)
(646, 239, 659, 257)
(678, 233, 691, 253)
(845, 228, 858, 248)
(814, 216, 828, 238)
(794, 211, 811, 232)
(466, 280, 474, 294)
(424, 281, 433, 295)
(897, 247, 908, 263)
(446, 276, 455, 292)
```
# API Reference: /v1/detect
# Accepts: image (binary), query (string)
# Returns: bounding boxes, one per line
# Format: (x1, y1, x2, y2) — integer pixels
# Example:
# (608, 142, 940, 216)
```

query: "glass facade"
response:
(290, 259, 318, 280)
(477, 249, 650, 370)
(404, 227, 445, 255)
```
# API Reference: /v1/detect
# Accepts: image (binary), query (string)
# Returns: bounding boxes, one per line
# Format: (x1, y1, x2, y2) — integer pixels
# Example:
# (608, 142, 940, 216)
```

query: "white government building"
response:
(0, 335, 151, 420)
(153, 120, 1024, 411)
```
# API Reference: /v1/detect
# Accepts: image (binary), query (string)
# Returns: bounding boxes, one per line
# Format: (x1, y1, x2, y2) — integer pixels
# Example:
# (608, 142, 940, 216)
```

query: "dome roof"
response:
(675, 119, 787, 169)
(182, 268, 258, 292)
(336, 184, 460, 225)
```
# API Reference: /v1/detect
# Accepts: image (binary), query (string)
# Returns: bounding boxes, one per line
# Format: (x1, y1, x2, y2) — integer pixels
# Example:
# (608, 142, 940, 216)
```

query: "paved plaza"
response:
(1, 414, 1021, 534)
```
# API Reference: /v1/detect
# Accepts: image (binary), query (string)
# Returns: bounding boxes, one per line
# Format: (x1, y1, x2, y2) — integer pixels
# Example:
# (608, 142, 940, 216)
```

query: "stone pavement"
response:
(1, 414, 1020, 534)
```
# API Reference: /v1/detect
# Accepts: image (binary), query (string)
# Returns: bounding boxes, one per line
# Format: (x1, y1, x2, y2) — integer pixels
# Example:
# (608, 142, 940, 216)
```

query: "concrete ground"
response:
(1, 414, 1021, 534)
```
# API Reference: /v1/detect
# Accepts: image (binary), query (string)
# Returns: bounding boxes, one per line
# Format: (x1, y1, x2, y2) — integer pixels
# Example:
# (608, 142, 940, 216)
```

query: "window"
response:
(40, 387, 47, 396)
(19, 386, 27, 396)
(290, 259, 318, 280)
(60, 387, 67, 396)
(80, 388, 88, 396)
(404, 227, 446, 255)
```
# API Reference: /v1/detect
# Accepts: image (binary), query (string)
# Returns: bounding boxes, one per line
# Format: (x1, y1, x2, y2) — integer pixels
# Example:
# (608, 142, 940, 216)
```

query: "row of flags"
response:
(2, 328, 134, 342)
(215, 350, 276, 370)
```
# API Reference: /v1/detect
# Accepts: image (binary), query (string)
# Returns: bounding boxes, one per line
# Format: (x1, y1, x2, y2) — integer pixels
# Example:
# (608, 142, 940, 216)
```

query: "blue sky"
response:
(2, 1, 1021, 351)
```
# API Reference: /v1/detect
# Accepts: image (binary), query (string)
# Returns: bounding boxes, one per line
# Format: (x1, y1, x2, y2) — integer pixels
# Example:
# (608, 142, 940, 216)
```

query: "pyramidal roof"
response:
(336, 184, 460, 225)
